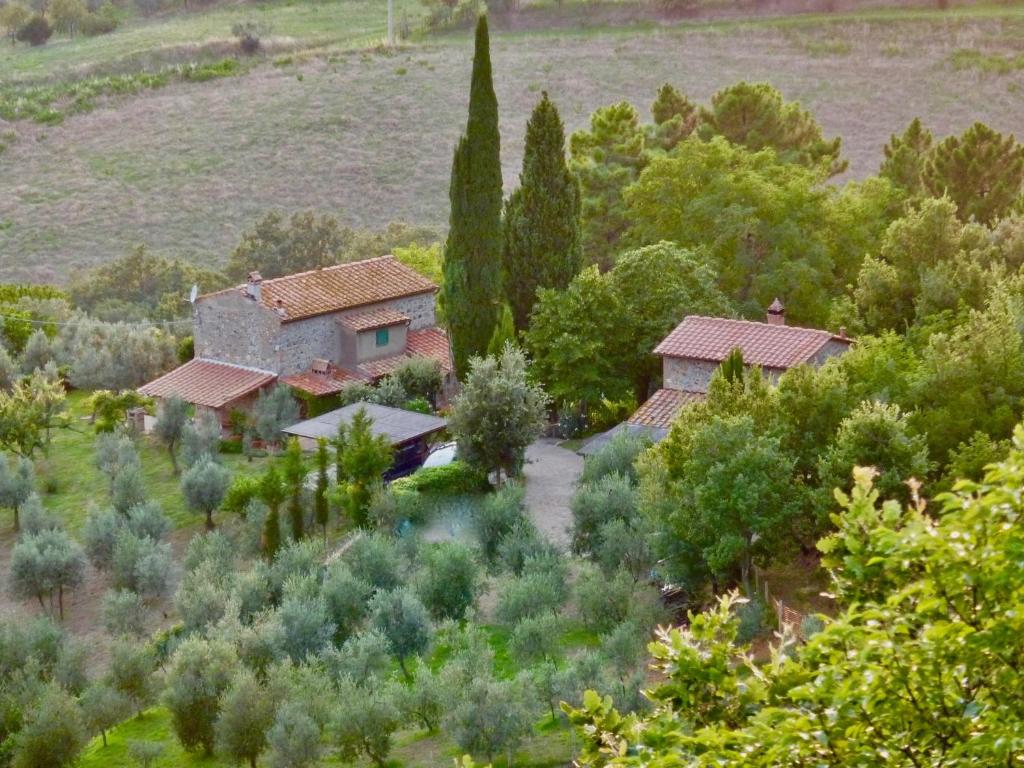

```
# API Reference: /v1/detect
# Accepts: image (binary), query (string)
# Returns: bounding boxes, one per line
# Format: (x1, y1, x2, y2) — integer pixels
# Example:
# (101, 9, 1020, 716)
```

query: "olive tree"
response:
(153, 396, 188, 475)
(447, 345, 549, 484)
(181, 455, 231, 530)
(369, 587, 433, 680)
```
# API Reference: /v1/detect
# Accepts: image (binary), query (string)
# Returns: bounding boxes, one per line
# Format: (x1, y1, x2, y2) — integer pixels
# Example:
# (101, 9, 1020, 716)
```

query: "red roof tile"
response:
(654, 316, 851, 370)
(139, 359, 276, 409)
(281, 368, 369, 397)
(406, 327, 453, 373)
(338, 307, 410, 332)
(202, 256, 437, 323)
(627, 388, 704, 429)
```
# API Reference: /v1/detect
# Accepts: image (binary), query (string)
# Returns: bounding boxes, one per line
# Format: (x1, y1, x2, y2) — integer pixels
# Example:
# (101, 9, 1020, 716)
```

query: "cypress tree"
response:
(315, 438, 329, 543)
(442, 14, 503, 377)
(503, 92, 583, 331)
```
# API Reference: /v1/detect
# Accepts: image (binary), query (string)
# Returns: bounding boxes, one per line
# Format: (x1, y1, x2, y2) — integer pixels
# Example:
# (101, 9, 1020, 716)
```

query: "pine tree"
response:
(503, 92, 583, 331)
(648, 83, 698, 152)
(698, 81, 847, 176)
(442, 14, 503, 378)
(922, 121, 1024, 224)
(879, 117, 933, 195)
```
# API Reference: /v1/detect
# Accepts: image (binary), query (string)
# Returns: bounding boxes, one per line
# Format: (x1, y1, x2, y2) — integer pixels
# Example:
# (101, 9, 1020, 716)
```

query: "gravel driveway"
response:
(522, 438, 583, 550)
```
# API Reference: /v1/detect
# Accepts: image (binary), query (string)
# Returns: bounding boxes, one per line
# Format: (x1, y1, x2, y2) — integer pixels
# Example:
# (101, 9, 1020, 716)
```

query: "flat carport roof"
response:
(283, 401, 446, 447)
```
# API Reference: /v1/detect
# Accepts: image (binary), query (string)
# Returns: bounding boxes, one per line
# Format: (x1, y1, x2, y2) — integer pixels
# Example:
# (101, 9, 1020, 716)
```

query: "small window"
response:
(375, 327, 390, 347)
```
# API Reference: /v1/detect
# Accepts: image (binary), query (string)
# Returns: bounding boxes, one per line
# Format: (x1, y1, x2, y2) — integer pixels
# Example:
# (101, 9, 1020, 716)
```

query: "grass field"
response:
(36, 391, 269, 535)
(78, 620, 598, 768)
(0, 0, 427, 82)
(3, 4, 1024, 282)
(79, 705, 575, 768)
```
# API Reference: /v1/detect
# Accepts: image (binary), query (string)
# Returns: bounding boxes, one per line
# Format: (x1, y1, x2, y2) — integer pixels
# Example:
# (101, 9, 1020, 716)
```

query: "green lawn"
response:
(80, 705, 575, 768)
(37, 391, 270, 535)
(0, 0, 427, 83)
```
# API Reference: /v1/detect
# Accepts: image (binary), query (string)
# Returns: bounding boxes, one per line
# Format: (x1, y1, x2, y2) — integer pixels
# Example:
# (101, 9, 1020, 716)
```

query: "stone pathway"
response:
(522, 438, 583, 550)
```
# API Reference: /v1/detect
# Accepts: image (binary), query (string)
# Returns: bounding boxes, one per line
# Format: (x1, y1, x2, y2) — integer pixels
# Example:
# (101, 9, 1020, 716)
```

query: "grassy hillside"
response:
(2, 4, 1024, 282)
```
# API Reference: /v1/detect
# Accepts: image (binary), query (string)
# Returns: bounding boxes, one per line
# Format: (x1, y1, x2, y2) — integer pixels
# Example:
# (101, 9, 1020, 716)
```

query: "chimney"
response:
(246, 271, 263, 302)
(274, 298, 287, 319)
(766, 298, 785, 326)
(839, 326, 847, 339)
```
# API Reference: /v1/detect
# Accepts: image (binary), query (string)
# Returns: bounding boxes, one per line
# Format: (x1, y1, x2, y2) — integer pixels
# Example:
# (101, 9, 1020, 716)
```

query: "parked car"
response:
(423, 441, 457, 468)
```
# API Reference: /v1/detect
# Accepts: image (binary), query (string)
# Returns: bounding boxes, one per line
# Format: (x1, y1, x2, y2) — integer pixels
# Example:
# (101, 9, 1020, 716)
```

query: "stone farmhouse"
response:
(581, 301, 852, 453)
(139, 256, 452, 422)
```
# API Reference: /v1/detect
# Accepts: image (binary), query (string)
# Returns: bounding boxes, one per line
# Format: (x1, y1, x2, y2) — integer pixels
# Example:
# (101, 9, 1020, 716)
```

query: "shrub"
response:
(734, 596, 769, 644)
(391, 461, 487, 495)
(231, 20, 269, 54)
(78, 10, 117, 36)
(579, 430, 649, 486)
(800, 614, 825, 640)
(16, 15, 52, 46)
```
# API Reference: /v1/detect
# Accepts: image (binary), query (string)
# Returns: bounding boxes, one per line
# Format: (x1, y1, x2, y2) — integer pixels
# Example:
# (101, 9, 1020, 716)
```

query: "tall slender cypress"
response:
(504, 92, 582, 331)
(442, 15, 503, 377)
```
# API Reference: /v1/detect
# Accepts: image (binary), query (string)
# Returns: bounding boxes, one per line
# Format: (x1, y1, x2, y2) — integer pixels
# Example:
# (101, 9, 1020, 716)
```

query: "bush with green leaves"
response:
(579, 430, 649, 486)
(391, 460, 488, 495)
(15, 14, 51, 45)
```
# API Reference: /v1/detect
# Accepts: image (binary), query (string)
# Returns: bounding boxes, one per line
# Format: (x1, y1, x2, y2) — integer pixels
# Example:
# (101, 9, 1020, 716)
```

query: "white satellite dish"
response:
(188, 284, 198, 304)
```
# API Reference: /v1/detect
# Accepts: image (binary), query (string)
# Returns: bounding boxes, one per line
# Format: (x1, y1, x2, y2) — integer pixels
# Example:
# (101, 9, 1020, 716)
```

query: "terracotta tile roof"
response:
(283, 328, 452, 397)
(627, 388, 705, 429)
(406, 327, 453, 373)
(281, 368, 369, 397)
(654, 316, 851, 370)
(202, 256, 437, 323)
(139, 359, 276, 409)
(338, 307, 410, 332)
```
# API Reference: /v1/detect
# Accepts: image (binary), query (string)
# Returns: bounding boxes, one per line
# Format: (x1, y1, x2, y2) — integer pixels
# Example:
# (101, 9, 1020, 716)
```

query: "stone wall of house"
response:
(195, 290, 282, 372)
(197, 290, 438, 377)
(332, 292, 436, 331)
(662, 357, 721, 392)
(811, 339, 853, 365)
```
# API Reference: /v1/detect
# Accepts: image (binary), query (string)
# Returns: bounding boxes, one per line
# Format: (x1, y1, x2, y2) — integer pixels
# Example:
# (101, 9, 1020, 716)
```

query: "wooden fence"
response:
(751, 566, 809, 640)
